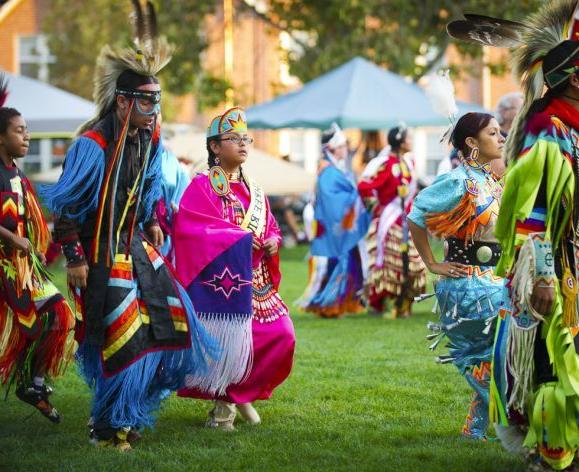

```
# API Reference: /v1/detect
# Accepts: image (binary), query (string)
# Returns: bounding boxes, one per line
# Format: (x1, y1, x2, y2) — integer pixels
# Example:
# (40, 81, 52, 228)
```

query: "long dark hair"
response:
(207, 137, 220, 168)
(450, 112, 494, 156)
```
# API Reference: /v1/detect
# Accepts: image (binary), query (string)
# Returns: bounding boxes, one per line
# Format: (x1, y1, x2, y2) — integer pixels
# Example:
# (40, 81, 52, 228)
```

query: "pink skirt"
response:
(178, 315, 295, 403)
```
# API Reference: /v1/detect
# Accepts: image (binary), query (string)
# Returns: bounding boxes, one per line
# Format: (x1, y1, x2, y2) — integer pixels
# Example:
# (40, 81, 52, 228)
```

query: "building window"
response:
(18, 35, 55, 82)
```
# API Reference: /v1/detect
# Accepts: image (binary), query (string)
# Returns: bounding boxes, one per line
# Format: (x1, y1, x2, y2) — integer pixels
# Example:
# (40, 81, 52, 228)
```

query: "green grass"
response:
(0, 246, 525, 471)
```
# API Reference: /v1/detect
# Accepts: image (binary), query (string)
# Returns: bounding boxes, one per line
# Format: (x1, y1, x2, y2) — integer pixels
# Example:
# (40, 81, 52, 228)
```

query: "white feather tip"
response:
(426, 70, 459, 120)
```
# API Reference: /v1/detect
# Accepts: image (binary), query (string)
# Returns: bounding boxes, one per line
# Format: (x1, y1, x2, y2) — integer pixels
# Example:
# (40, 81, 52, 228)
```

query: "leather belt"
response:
(445, 238, 502, 267)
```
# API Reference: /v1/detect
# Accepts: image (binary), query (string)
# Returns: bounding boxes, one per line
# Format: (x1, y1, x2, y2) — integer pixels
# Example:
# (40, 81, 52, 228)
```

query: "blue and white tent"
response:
(247, 57, 486, 130)
(2, 71, 95, 134)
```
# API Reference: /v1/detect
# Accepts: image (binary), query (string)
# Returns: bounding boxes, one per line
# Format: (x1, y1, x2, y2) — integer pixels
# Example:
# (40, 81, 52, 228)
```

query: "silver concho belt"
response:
(444, 237, 502, 267)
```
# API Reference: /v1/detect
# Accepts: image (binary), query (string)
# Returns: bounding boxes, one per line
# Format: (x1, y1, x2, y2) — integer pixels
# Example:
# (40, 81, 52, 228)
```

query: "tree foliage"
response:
(262, 0, 543, 83)
(42, 0, 217, 102)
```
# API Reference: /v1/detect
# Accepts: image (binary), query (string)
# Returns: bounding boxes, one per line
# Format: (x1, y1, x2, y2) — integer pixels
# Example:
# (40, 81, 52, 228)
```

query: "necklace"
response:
(463, 155, 503, 200)
(227, 171, 242, 182)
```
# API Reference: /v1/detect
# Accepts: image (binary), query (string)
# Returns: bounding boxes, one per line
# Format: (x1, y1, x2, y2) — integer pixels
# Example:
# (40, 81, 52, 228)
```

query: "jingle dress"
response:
(358, 152, 426, 313)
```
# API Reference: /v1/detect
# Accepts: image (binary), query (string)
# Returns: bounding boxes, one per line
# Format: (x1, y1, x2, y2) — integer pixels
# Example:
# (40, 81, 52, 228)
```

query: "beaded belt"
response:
(444, 238, 502, 267)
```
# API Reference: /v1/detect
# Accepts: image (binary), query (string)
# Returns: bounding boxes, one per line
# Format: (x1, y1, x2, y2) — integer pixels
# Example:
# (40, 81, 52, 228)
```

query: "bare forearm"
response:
(409, 220, 435, 269)
(0, 224, 15, 245)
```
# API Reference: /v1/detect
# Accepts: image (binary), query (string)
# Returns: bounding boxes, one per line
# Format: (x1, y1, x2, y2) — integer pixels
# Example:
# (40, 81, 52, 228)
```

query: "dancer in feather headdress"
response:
(0, 74, 75, 424)
(40, 0, 218, 450)
(448, 1, 579, 469)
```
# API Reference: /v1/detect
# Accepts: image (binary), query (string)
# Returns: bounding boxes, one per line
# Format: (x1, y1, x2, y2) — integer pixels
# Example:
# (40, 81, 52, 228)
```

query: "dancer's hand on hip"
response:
(428, 261, 469, 278)
(68, 264, 89, 289)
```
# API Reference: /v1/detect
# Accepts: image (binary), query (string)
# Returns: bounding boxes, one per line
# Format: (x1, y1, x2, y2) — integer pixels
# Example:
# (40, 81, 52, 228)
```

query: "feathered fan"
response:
(446, 14, 530, 48)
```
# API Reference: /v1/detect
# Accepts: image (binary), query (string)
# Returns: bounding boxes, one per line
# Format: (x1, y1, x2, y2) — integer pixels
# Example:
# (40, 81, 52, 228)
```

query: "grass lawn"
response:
(0, 246, 525, 471)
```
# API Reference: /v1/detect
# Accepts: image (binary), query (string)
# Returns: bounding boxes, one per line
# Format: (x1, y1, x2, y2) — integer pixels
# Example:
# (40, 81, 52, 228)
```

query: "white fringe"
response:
(295, 256, 328, 308)
(506, 324, 537, 412)
(185, 313, 253, 396)
(506, 235, 541, 412)
(494, 423, 528, 457)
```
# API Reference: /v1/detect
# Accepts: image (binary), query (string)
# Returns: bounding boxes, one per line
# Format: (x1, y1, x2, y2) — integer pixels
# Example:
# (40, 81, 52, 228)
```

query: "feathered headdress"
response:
(447, 0, 579, 161)
(0, 73, 8, 108)
(77, 0, 173, 134)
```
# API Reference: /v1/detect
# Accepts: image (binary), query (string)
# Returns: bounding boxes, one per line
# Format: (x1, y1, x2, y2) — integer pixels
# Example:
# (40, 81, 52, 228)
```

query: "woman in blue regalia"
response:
(408, 112, 510, 440)
(297, 123, 370, 318)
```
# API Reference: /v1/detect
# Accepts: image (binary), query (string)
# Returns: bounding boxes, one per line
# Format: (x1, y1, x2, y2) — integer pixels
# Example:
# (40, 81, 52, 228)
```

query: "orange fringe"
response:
(311, 296, 365, 319)
(32, 301, 75, 378)
(24, 184, 51, 254)
(14, 252, 35, 296)
(425, 192, 478, 241)
(0, 301, 75, 384)
(0, 306, 27, 385)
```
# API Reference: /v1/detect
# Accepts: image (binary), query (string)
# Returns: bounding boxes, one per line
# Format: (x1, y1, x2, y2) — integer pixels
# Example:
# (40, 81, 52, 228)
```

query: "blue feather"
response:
(140, 141, 163, 223)
(38, 137, 105, 223)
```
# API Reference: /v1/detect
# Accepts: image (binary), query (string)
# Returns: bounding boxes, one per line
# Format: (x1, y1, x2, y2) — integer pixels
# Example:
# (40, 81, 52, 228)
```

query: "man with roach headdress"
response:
(448, 1, 579, 469)
(40, 1, 219, 451)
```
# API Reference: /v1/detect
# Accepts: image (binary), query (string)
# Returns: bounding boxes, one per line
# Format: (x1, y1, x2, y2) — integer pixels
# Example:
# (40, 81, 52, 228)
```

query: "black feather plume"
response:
(447, 19, 524, 48)
(132, 0, 146, 41)
(463, 13, 532, 32)
(146, 1, 158, 39)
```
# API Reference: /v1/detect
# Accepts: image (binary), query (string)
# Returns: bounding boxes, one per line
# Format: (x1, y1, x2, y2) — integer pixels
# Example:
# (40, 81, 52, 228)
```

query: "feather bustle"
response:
(504, 0, 577, 163)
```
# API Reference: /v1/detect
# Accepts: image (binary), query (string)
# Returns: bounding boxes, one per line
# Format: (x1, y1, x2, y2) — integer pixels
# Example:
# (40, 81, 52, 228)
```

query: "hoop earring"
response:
(469, 146, 479, 162)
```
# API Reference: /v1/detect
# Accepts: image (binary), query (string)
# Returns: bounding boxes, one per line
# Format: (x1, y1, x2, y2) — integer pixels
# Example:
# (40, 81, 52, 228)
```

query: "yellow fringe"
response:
(24, 189, 51, 254)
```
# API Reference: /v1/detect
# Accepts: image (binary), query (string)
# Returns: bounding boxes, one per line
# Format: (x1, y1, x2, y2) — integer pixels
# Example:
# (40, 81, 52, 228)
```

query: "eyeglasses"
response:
(219, 135, 254, 145)
(135, 99, 161, 116)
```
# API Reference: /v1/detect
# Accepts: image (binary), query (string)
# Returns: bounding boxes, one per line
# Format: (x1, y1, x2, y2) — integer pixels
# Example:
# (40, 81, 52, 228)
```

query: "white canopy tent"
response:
(164, 127, 315, 196)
